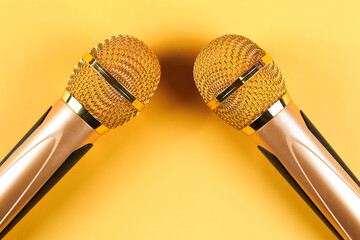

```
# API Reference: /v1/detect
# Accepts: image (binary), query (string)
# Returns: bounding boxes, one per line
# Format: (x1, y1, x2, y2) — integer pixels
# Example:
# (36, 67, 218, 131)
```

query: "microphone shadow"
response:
(154, 45, 210, 111)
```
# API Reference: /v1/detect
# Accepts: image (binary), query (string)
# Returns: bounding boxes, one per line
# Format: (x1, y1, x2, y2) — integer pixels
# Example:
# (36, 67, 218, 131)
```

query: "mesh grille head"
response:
(66, 35, 160, 128)
(193, 34, 287, 130)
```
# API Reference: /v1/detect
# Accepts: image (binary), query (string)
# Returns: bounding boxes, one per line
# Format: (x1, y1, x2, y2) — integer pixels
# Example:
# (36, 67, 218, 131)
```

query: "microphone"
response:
(0, 35, 160, 237)
(193, 34, 360, 239)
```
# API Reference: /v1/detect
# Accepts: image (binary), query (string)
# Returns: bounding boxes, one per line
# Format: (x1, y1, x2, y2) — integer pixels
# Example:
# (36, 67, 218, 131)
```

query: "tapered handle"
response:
(251, 102, 360, 240)
(0, 99, 100, 237)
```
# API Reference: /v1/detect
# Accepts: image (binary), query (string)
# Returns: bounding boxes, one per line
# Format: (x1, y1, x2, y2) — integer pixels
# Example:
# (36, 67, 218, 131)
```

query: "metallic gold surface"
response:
(61, 90, 110, 135)
(81, 53, 145, 112)
(251, 102, 360, 239)
(66, 35, 161, 129)
(206, 53, 273, 111)
(242, 92, 292, 136)
(0, 99, 100, 233)
(193, 35, 287, 130)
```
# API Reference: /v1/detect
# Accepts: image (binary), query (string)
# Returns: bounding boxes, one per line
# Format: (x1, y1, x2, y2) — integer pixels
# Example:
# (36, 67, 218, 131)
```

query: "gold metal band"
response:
(82, 52, 145, 112)
(241, 92, 292, 136)
(61, 90, 110, 135)
(131, 99, 145, 111)
(207, 98, 221, 110)
(259, 54, 272, 66)
(207, 54, 272, 110)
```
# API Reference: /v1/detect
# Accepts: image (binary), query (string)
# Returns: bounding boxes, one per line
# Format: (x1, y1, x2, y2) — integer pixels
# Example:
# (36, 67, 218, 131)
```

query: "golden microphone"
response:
(193, 34, 360, 239)
(0, 35, 160, 237)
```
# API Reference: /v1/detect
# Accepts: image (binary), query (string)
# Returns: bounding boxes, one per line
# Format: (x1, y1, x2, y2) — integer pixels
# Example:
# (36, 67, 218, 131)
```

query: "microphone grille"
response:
(66, 35, 160, 128)
(193, 34, 287, 130)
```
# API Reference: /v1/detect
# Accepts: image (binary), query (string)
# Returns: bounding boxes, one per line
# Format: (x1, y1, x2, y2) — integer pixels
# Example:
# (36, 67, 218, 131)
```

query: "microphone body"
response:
(0, 96, 100, 234)
(248, 95, 360, 239)
(193, 34, 360, 239)
(0, 34, 161, 238)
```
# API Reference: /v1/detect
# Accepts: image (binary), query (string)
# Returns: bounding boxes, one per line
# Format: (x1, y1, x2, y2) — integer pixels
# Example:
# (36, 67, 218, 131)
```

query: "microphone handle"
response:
(251, 101, 360, 240)
(0, 98, 100, 238)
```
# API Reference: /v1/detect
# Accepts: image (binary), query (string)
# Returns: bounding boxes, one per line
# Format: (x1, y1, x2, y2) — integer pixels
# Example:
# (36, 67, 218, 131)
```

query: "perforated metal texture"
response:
(193, 34, 287, 130)
(66, 35, 161, 128)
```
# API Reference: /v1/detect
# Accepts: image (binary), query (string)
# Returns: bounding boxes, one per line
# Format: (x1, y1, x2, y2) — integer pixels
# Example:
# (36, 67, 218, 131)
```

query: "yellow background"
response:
(0, 0, 359, 239)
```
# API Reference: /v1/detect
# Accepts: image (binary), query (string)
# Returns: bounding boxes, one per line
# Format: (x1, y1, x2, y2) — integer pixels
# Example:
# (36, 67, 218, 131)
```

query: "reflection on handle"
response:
(0, 99, 100, 238)
(251, 102, 360, 240)
(0, 107, 51, 168)
(0, 144, 92, 239)
(300, 111, 360, 188)
(258, 146, 343, 239)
